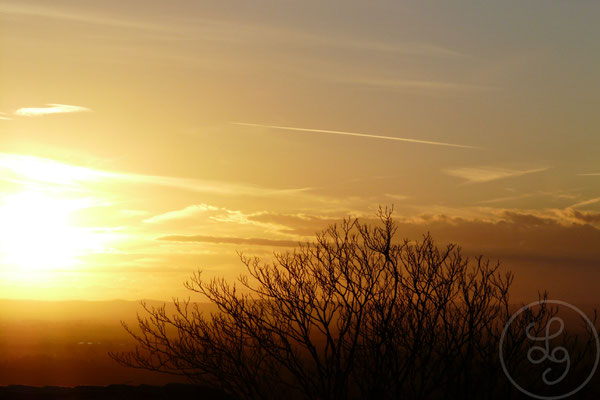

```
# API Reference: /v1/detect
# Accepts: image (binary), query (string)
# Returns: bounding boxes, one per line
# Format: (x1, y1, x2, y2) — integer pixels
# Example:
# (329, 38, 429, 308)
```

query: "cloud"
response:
(146, 205, 307, 240)
(246, 208, 600, 261)
(248, 213, 345, 236)
(0, 3, 165, 32)
(157, 234, 298, 247)
(561, 209, 600, 225)
(15, 104, 91, 117)
(1, 2, 461, 58)
(443, 166, 548, 184)
(120, 209, 150, 217)
(150, 207, 600, 302)
(385, 193, 410, 202)
(478, 193, 535, 204)
(569, 197, 600, 209)
(280, 30, 463, 58)
(231, 122, 481, 149)
(478, 190, 579, 205)
(0, 153, 105, 185)
(145, 204, 219, 223)
(0, 152, 314, 198)
(346, 41, 462, 57)
(0, 112, 11, 120)
(347, 78, 498, 92)
(119, 173, 313, 198)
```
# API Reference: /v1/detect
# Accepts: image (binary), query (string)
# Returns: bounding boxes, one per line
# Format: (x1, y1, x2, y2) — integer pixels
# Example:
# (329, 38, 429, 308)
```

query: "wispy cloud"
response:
(348, 78, 498, 92)
(123, 174, 314, 198)
(15, 104, 91, 117)
(0, 3, 165, 32)
(478, 190, 577, 205)
(280, 31, 463, 58)
(231, 122, 481, 149)
(578, 172, 600, 176)
(145, 204, 218, 223)
(0, 2, 461, 58)
(120, 209, 150, 217)
(385, 193, 410, 202)
(443, 166, 548, 184)
(477, 193, 536, 204)
(0, 153, 105, 185)
(0, 152, 313, 198)
(157, 234, 298, 247)
(0, 112, 11, 120)
(569, 197, 600, 209)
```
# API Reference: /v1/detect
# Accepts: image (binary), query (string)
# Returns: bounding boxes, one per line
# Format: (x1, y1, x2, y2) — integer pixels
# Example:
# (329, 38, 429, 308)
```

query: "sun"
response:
(0, 191, 94, 274)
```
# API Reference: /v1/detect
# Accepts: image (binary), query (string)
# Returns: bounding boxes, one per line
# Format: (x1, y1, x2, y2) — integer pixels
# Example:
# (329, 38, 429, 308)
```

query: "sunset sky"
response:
(1, 1, 599, 302)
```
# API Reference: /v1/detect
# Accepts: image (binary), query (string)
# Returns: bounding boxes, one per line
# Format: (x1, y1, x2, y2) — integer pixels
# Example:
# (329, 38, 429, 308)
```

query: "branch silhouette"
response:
(110, 208, 599, 400)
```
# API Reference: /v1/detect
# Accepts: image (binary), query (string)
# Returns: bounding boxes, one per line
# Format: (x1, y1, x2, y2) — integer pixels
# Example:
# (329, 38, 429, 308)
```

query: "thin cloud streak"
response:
(349, 78, 498, 92)
(284, 32, 463, 58)
(477, 190, 577, 205)
(385, 193, 410, 202)
(478, 193, 536, 204)
(443, 166, 548, 184)
(144, 204, 218, 223)
(231, 122, 481, 149)
(157, 234, 298, 247)
(15, 104, 91, 117)
(0, 152, 314, 198)
(1, 2, 462, 58)
(0, 3, 166, 32)
(569, 197, 600, 209)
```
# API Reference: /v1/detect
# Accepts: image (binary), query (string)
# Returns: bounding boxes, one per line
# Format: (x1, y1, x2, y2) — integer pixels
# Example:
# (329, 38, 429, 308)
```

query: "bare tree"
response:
(111, 209, 598, 400)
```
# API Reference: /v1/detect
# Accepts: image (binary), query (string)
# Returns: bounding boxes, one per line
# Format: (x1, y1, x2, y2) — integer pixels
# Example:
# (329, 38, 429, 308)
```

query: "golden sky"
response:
(1, 1, 599, 302)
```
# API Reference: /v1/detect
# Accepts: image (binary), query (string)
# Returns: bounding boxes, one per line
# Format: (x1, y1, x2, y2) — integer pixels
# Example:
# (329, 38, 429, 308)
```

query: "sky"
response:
(0, 0, 599, 302)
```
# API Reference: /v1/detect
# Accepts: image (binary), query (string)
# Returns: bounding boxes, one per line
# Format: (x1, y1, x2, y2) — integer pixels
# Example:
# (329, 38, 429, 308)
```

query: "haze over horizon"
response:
(1, 0, 600, 303)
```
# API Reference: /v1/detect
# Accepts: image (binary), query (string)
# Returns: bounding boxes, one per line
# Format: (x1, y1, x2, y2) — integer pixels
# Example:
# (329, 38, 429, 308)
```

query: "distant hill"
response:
(0, 383, 231, 400)
(0, 299, 597, 388)
(0, 299, 215, 387)
(0, 298, 218, 323)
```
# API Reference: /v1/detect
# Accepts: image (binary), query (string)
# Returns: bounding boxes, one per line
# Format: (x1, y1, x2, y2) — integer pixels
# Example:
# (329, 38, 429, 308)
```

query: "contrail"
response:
(231, 122, 481, 149)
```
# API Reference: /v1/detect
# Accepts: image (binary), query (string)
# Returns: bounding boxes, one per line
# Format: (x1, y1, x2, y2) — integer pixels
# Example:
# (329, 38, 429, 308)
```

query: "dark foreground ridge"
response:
(0, 383, 231, 400)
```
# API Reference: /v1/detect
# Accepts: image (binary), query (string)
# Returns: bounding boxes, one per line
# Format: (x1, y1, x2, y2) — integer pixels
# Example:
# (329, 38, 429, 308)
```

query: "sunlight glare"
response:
(0, 191, 101, 275)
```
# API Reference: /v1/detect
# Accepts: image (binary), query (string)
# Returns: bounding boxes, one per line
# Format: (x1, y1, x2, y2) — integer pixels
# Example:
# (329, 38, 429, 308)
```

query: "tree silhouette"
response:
(111, 209, 598, 400)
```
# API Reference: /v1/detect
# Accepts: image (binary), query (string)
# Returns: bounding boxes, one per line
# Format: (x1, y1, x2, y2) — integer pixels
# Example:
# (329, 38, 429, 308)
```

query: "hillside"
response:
(0, 299, 216, 387)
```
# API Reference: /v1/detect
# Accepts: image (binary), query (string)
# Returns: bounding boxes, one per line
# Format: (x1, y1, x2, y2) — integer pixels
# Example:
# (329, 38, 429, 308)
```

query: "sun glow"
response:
(0, 191, 101, 275)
